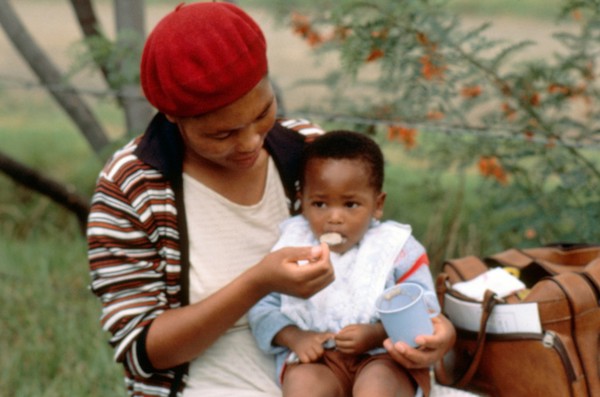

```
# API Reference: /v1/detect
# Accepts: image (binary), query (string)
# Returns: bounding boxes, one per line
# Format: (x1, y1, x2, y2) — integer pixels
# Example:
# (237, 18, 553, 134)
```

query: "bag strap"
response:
(434, 290, 499, 388)
(435, 272, 449, 309)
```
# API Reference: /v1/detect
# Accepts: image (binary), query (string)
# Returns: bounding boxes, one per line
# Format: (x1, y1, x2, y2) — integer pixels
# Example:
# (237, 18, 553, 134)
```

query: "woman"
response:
(86, 2, 455, 397)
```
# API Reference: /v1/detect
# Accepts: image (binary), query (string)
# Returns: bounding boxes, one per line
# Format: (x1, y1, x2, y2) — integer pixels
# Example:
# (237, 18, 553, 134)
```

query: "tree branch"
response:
(0, 0, 109, 154)
(0, 150, 90, 232)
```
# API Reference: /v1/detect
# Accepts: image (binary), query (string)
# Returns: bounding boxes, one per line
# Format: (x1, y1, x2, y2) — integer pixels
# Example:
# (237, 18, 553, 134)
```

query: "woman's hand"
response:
(253, 242, 335, 299)
(383, 314, 456, 369)
(146, 243, 333, 370)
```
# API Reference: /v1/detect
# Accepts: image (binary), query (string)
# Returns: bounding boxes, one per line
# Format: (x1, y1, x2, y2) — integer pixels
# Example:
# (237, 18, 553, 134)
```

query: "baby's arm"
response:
(249, 294, 334, 362)
(382, 235, 454, 367)
(248, 293, 295, 355)
(391, 236, 437, 293)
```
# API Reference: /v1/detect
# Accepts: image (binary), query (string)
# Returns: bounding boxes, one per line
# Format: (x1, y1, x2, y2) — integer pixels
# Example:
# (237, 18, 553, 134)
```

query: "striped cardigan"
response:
(87, 113, 320, 396)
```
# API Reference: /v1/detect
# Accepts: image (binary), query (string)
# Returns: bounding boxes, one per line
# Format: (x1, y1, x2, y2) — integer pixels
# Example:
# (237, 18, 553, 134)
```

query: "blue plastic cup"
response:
(375, 282, 440, 347)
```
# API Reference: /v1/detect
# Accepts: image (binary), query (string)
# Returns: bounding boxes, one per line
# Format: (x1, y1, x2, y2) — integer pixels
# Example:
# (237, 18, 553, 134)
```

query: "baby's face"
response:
(301, 158, 385, 254)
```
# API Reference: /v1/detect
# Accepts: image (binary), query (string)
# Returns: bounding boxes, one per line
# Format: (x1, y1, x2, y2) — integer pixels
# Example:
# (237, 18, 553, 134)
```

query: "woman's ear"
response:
(374, 191, 387, 219)
(165, 114, 178, 124)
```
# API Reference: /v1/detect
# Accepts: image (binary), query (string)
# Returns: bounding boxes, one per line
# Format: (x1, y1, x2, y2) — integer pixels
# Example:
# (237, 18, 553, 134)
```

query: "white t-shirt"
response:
(182, 158, 288, 397)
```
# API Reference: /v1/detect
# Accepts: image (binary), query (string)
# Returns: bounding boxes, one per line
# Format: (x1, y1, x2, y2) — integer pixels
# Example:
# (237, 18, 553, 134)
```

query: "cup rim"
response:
(375, 282, 424, 313)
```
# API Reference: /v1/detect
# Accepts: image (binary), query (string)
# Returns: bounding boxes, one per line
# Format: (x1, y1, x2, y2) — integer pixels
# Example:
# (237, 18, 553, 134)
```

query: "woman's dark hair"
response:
(300, 130, 384, 192)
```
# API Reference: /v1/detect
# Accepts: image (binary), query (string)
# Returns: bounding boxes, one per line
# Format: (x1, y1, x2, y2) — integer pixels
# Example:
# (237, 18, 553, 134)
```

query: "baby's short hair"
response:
(301, 130, 384, 192)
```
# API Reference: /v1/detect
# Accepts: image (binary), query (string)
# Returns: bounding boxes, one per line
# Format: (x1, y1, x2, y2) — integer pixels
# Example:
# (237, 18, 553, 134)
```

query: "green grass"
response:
(0, 89, 122, 394)
(0, 91, 125, 395)
(0, 230, 124, 396)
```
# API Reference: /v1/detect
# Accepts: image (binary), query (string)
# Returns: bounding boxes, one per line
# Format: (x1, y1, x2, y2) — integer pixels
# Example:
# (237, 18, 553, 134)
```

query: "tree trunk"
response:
(68, 0, 111, 82)
(0, 0, 109, 155)
(70, 0, 154, 136)
(114, 0, 154, 136)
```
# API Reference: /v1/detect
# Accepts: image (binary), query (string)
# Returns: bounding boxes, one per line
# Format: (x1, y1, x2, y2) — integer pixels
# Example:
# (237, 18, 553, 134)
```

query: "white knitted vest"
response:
(276, 216, 412, 332)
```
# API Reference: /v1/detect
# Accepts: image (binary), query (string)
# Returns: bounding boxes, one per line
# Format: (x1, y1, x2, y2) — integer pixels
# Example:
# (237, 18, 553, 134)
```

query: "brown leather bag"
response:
(435, 244, 600, 397)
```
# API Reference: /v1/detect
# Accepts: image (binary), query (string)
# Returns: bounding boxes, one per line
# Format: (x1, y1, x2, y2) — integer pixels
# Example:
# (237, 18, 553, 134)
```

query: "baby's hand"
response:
(335, 323, 386, 355)
(288, 330, 335, 363)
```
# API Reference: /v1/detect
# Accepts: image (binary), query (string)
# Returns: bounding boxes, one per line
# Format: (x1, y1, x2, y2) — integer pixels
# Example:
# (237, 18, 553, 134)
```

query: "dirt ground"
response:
(0, 1, 574, 112)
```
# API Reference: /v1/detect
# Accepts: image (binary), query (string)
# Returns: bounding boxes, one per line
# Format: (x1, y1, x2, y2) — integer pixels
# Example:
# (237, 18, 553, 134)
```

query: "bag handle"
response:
(443, 256, 489, 284)
(488, 245, 600, 270)
(583, 258, 600, 298)
(487, 246, 599, 287)
(435, 289, 500, 388)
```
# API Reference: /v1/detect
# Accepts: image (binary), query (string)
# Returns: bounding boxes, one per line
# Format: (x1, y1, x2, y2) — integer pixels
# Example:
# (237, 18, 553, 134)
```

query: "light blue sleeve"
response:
(248, 292, 295, 355)
(387, 235, 441, 313)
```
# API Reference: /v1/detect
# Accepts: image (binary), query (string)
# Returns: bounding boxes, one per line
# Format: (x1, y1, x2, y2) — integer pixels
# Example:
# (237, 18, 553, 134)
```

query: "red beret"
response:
(141, 2, 268, 117)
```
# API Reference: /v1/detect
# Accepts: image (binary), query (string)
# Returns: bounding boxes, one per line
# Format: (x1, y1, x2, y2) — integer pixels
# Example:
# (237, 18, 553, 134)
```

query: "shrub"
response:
(281, 0, 600, 261)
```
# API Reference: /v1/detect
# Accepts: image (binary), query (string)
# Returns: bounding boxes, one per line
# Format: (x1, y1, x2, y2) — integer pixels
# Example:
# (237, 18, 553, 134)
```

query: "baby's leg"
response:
(353, 357, 416, 397)
(282, 363, 345, 397)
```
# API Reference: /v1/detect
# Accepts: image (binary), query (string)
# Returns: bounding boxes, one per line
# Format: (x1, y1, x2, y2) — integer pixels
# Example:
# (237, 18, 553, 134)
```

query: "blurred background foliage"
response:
(263, 0, 599, 263)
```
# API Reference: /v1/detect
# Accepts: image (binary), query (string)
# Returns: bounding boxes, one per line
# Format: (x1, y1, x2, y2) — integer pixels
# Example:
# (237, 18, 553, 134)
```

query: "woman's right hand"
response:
(146, 243, 333, 370)
(255, 242, 335, 299)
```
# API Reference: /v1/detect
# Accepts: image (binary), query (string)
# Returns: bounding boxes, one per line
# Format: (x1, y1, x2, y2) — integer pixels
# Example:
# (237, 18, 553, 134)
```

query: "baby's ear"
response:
(374, 191, 387, 219)
(294, 191, 303, 212)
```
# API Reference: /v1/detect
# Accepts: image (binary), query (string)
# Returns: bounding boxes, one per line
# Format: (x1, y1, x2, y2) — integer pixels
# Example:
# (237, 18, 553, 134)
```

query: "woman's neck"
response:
(183, 149, 269, 206)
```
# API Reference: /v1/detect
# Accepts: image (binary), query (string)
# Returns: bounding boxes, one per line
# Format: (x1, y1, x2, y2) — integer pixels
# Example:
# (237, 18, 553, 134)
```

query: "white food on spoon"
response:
(319, 232, 345, 246)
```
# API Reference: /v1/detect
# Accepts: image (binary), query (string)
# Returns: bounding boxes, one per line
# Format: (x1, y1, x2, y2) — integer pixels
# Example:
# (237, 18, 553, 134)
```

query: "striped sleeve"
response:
(279, 118, 324, 140)
(390, 236, 436, 293)
(87, 144, 181, 377)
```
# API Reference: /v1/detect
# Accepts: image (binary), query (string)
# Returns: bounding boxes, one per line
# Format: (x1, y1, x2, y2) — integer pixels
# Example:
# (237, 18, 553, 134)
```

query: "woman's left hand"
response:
(383, 314, 456, 369)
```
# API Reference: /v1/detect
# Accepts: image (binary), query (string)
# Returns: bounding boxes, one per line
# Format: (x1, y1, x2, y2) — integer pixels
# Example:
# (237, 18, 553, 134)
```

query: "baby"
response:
(249, 130, 439, 397)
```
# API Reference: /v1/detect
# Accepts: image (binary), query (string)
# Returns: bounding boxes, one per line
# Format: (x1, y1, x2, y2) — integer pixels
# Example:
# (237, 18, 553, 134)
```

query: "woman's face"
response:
(301, 158, 386, 254)
(167, 77, 277, 172)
